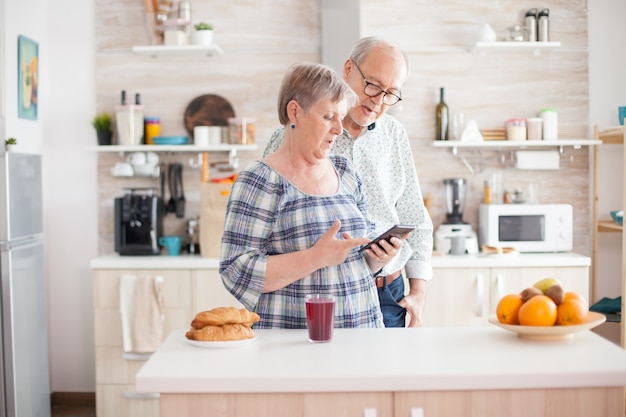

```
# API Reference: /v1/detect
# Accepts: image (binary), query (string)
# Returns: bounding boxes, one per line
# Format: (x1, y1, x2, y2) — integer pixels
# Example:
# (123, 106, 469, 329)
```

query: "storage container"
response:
(505, 118, 527, 141)
(227, 117, 256, 144)
(144, 117, 161, 145)
(539, 108, 558, 141)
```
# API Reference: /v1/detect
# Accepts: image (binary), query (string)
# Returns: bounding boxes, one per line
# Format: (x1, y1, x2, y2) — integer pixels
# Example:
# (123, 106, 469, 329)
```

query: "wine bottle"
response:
(435, 87, 449, 140)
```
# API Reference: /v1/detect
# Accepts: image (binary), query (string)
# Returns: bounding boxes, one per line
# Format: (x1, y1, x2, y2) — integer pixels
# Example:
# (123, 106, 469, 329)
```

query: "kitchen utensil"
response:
(176, 163, 185, 218)
(183, 94, 236, 137)
(111, 162, 134, 177)
(153, 136, 189, 145)
(186, 217, 199, 254)
(507, 25, 527, 42)
(158, 235, 182, 256)
(167, 163, 177, 214)
(160, 162, 167, 211)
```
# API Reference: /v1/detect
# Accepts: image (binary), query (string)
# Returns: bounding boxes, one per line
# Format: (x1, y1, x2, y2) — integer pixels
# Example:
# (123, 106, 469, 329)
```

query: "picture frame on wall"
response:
(17, 35, 38, 120)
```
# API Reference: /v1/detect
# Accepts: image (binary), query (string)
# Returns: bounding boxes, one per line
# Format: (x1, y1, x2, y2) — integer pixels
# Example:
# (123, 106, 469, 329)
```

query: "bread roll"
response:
(191, 307, 260, 329)
(185, 323, 257, 341)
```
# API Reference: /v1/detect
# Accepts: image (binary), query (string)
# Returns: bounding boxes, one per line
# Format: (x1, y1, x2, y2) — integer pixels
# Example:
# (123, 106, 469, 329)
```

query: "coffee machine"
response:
(434, 178, 479, 255)
(114, 188, 163, 256)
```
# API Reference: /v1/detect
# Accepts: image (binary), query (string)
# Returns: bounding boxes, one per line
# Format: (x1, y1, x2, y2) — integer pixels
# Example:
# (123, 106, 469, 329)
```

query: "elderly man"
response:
(264, 37, 433, 327)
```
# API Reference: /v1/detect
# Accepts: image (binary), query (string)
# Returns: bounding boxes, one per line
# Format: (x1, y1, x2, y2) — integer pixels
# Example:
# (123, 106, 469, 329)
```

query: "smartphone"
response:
(358, 224, 415, 253)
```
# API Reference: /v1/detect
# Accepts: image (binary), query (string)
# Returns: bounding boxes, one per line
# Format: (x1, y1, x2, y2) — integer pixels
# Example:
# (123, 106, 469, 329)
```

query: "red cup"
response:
(305, 295, 335, 343)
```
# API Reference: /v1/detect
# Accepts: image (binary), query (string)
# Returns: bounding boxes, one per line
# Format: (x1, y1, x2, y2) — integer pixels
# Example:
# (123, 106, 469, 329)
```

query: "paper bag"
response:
(200, 182, 232, 258)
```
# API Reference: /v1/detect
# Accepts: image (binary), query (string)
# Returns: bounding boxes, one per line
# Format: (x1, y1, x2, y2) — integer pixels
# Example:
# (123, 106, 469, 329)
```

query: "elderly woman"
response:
(220, 63, 403, 329)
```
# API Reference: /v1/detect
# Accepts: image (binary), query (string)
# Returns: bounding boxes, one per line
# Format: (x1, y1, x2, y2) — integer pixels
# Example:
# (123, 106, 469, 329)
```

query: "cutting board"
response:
(183, 94, 236, 137)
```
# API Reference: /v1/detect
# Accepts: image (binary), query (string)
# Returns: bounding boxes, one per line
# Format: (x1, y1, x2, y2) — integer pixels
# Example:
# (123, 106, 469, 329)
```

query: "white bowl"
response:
(488, 312, 606, 341)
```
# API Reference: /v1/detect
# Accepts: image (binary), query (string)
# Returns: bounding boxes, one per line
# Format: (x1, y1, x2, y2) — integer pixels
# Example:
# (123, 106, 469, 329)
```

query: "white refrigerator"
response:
(0, 153, 50, 417)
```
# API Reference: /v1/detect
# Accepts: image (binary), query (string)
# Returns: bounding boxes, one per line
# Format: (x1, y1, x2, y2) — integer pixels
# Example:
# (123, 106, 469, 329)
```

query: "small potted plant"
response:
(91, 112, 113, 145)
(193, 22, 214, 46)
(5, 137, 16, 151)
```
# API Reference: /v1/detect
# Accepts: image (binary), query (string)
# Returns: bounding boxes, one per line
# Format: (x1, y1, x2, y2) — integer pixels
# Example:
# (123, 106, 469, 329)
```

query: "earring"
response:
(291, 123, 296, 129)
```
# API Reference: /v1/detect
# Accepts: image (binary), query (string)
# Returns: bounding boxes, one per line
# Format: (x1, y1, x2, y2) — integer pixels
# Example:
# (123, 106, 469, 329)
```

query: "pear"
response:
(533, 277, 562, 294)
(520, 287, 543, 303)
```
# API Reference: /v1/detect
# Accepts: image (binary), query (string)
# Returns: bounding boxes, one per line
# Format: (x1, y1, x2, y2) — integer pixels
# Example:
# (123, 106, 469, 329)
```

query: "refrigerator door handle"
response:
(2, 235, 43, 250)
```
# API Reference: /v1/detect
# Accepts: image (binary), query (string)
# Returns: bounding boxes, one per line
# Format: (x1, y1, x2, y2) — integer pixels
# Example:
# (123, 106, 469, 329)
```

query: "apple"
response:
(533, 278, 563, 294)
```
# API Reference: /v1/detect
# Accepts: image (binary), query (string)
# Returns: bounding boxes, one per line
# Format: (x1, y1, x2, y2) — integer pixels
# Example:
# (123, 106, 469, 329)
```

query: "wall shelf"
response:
(130, 44, 223, 57)
(92, 144, 256, 153)
(471, 41, 561, 55)
(432, 139, 600, 155)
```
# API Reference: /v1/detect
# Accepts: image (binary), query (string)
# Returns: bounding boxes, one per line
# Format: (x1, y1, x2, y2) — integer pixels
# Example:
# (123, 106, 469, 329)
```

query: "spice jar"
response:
(505, 118, 527, 141)
(144, 117, 161, 145)
(483, 180, 491, 204)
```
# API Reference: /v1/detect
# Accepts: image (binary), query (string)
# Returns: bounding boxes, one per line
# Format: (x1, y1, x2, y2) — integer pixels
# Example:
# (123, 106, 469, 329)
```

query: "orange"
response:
(496, 294, 523, 324)
(556, 299, 588, 326)
(563, 291, 588, 307)
(518, 295, 557, 326)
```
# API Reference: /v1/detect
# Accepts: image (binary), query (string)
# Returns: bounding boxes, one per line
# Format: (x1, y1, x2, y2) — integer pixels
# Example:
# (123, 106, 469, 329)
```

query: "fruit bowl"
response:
(610, 210, 623, 225)
(488, 312, 606, 341)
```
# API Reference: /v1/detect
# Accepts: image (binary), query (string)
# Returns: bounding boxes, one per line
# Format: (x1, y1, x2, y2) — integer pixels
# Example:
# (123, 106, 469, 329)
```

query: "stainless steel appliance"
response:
(479, 203, 573, 252)
(114, 188, 163, 256)
(434, 178, 479, 255)
(0, 153, 50, 417)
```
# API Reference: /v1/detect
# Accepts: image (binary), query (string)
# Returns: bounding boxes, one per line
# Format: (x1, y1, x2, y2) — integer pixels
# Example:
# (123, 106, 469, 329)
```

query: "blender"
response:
(434, 178, 479, 255)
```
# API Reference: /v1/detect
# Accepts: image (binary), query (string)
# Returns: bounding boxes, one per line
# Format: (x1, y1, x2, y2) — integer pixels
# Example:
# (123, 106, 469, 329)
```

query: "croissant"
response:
(185, 323, 257, 341)
(191, 307, 261, 329)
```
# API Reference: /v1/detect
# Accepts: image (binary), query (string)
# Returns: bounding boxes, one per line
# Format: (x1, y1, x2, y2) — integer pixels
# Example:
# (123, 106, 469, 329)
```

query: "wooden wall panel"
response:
(95, 0, 591, 256)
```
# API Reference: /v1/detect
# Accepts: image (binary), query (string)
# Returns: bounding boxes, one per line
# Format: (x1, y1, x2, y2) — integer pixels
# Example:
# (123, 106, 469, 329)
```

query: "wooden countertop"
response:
(135, 326, 626, 394)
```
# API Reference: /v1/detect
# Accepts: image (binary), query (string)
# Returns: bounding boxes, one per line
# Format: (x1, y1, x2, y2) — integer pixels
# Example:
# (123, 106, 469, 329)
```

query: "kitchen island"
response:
(136, 326, 626, 417)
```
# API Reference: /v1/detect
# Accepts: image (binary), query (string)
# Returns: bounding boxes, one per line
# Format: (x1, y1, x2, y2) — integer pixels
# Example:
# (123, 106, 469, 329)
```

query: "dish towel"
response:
(119, 274, 165, 353)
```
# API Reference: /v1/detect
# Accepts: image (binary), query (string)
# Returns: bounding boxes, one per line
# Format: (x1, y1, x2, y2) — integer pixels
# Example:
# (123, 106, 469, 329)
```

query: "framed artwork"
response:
(18, 35, 38, 120)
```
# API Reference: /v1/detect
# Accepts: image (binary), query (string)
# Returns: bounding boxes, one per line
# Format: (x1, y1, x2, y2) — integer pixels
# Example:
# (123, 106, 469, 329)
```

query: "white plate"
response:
(186, 335, 258, 348)
(488, 311, 606, 340)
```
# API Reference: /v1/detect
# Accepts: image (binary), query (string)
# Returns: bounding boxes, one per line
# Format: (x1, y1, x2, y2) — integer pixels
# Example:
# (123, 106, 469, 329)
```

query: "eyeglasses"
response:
(353, 62, 402, 106)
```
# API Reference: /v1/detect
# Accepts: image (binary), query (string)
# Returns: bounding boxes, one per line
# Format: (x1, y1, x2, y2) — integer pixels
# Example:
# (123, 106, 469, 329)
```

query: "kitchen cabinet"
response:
(423, 266, 589, 327)
(161, 392, 393, 417)
(92, 266, 241, 417)
(591, 124, 625, 348)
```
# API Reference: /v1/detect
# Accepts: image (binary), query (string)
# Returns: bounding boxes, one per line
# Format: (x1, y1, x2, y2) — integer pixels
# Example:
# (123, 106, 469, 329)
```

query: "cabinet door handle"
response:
(476, 273, 484, 317)
(495, 273, 504, 302)
(122, 352, 152, 361)
(122, 391, 160, 399)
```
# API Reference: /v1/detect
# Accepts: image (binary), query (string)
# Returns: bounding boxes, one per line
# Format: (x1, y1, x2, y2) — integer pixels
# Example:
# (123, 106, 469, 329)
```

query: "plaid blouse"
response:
(220, 155, 384, 329)
(264, 114, 434, 281)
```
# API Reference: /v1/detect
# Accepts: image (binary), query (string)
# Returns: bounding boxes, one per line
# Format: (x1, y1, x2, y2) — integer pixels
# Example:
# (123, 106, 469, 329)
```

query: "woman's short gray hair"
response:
(277, 63, 358, 125)
(349, 36, 410, 75)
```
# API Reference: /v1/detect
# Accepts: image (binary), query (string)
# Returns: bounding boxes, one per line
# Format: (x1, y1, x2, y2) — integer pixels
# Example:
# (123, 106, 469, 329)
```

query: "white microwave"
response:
(478, 204, 573, 253)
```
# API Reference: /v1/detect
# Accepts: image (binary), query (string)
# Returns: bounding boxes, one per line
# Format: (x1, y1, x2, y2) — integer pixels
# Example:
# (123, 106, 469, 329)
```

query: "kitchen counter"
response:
(90, 252, 590, 270)
(137, 327, 624, 393)
(136, 327, 626, 417)
(430, 252, 590, 268)
(90, 254, 219, 270)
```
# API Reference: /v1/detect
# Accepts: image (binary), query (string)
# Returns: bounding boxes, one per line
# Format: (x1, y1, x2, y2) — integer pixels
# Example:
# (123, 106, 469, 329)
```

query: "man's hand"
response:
(399, 278, 427, 327)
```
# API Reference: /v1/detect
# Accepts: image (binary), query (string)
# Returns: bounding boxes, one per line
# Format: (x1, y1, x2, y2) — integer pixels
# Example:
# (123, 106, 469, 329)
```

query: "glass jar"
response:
(144, 117, 161, 145)
(505, 118, 527, 141)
